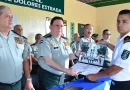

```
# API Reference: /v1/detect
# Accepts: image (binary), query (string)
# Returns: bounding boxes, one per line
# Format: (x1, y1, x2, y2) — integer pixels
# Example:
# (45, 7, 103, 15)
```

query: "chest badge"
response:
(121, 50, 130, 60)
(64, 42, 69, 46)
(124, 36, 130, 43)
(50, 42, 55, 46)
(14, 37, 23, 44)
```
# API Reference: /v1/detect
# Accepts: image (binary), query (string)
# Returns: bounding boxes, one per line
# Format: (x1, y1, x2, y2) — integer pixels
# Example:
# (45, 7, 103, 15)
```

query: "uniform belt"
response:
(112, 80, 130, 85)
(0, 79, 21, 86)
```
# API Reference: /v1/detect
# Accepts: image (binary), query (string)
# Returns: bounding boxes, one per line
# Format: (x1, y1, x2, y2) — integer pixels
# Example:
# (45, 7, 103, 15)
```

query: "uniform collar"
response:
(83, 37, 94, 42)
(118, 32, 130, 42)
(102, 38, 110, 43)
(0, 30, 13, 38)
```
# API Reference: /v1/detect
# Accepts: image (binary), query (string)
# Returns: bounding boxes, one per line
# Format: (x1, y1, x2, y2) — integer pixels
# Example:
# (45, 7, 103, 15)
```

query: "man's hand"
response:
(24, 80, 35, 90)
(86, 74, 98, 81)
(66, 68, 78, 76)
(97, 40, 108, 45)
(75, 50, 82, 57)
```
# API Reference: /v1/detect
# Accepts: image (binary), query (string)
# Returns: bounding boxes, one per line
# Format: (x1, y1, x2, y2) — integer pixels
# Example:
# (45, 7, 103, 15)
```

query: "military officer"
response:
(101, 29, 113, 67)
(31, 33, 42, 63)
(77, 24, 95, 51)
(91, 33, 98, 42)
(0, 5, 34, 90)
(70, 33, 80, 65)
(14, 24, 32, 71)
(31, 33, 42, 89)
(37, 16, 79, 90)
(70, 33, 80, 53)
(86, 9, 130, 90)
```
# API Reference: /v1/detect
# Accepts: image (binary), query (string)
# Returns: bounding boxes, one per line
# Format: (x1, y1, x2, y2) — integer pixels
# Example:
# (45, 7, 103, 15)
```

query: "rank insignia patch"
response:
(50, 42, 55, 46)
(39, 40, 43, 44)
(64, 42, 69, 46)
(14, 37, 23, 44)
(124, 36, 130, 43)
(121, 50, 130, 60)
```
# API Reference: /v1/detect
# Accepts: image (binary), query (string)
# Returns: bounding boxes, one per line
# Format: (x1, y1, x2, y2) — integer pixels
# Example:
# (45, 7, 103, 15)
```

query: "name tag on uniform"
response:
(64, 42, 69, 46)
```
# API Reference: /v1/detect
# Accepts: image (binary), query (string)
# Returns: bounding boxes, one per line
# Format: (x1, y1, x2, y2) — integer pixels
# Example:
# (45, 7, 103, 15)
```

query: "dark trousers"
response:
(38, 67, 64, 90)
(110, 80, 130, 90)
(0, 80, 21, 90)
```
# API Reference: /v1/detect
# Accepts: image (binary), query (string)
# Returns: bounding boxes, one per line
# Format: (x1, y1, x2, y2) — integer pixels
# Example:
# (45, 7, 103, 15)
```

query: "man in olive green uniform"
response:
(37, 16, 80, 90)
(0, 5, 34, 90)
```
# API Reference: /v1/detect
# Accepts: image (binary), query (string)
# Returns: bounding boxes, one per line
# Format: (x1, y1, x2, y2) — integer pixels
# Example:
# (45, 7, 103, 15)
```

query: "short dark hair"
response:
(119, 9, 130, 15)
(84, 24, 92, 27)
(103, 29, 109, 34)
(50, 16, 64, 25)
(14, 24, 22, 30)
(92, 33, 98, 37)
(35, 33, 42, 39)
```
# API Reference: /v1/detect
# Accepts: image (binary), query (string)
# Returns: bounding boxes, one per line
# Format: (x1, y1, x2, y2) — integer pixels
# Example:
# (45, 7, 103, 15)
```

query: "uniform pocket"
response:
(16, 44, 24, 57)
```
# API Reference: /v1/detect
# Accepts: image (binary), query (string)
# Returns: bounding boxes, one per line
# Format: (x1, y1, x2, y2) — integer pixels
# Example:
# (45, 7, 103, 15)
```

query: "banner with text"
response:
(1, 0, 64, 15)
(70, 22, 75, 42)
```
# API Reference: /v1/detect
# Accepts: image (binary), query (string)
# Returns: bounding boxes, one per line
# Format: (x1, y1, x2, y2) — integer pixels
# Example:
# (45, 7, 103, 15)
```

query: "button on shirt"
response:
(110, 32, 130, 81)
(0, 31, 27, 83)
(37, 35, 73, 75)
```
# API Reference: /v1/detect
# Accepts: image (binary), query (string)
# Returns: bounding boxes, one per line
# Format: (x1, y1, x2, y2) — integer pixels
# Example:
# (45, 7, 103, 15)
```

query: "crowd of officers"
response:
(1, 5, 130, 90)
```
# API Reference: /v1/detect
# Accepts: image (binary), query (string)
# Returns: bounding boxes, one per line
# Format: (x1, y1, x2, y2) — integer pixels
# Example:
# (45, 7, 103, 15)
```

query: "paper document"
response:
(71, 63, 102, 75)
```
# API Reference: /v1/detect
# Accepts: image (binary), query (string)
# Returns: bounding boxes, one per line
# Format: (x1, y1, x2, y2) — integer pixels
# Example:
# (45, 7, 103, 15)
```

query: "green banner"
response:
(78, 0, 130, 7)
(1, 0, 64, 15)
(70, 22, 75, 42)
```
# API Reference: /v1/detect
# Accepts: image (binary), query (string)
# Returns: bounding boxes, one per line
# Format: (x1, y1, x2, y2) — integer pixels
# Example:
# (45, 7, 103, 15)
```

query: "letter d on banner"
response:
(70, 22, 75, 42)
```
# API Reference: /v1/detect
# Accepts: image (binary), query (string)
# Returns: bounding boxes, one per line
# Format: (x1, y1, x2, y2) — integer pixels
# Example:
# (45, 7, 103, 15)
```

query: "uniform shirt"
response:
(77, 37, 95, 50)
(70, 40, 79, 53)
(0, 31, 28, 83)
(31, 43, 38, 59)
(37, 34, 73, 75)
(110, 32, 130, 81)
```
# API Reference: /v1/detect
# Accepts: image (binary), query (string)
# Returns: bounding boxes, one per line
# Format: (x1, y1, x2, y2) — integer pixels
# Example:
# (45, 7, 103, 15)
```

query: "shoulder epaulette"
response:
(124, 36, 130, 43)
(70, 41, 74, 44)
(31, 43, 36, 46)
(11, 30, 21, 37)
(61, 36, 68, 40)
(22, 36, 27, 40)
(11, 30, 27, 40)
(44, 33, 52, 38)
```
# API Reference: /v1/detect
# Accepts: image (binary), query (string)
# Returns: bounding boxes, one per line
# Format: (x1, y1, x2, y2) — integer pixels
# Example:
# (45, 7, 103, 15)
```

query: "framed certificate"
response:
(79, 42, 107, 67)
(71, 42, 107, 75)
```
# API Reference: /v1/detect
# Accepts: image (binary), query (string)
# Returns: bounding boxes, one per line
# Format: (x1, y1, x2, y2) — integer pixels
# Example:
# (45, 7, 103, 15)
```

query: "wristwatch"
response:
(26, 77, 32, 81)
